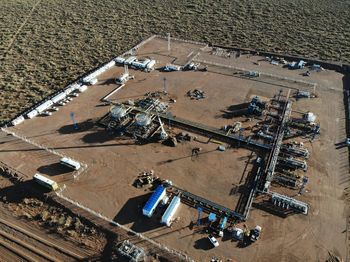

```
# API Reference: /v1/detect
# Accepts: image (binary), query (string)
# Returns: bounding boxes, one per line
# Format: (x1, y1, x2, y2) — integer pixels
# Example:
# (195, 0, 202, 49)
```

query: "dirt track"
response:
(1, 0, 350, 124)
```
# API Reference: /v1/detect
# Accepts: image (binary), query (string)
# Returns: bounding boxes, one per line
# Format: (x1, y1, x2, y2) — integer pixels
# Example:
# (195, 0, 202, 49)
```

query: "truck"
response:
(250, 225, 262, 242)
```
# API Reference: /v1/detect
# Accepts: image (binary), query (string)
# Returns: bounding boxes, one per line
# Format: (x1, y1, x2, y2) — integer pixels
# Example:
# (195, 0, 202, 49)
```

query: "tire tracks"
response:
(2, 0, 42, 60)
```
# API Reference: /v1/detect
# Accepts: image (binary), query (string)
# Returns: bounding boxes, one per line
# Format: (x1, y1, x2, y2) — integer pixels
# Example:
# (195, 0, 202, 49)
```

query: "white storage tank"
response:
(135, 113, 152, 127)
(161, 196, 181, 227)
(110, 105, 127, 120)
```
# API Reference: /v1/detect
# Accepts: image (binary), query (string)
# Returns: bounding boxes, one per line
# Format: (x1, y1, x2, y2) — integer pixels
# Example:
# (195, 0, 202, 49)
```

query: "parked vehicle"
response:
(232, 227, 244, 241)
(208, 234, 219, 247)
(250, 225, 262, 242)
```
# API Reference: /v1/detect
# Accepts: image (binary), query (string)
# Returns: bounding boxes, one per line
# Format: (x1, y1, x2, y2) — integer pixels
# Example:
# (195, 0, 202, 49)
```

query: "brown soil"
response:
(0, 37, 348, 261)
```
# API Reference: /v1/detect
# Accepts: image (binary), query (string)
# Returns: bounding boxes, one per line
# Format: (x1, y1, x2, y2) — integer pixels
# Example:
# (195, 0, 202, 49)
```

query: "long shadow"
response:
(113, 193, 163, 233)
(100, 78, 116, 85)
(252, 201, 295, 218)
(58, 119, 96, 134)
(0, 142, 136, 153)
(82, 129, 117, 144)
(193, 237, 213, 250)
(221, 102, 249, 119)
(342, 73, 350, 173)
(37, 163, 72, 176)
(157, 149, 217, 165)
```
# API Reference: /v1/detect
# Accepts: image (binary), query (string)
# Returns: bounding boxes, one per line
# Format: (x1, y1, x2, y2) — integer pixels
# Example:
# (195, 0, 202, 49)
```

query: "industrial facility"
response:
(0, 35, 347, 261)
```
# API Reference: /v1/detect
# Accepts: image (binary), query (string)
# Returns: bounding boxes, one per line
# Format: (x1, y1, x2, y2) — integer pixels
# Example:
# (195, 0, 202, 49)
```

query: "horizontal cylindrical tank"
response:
(161, 196, 181, 227)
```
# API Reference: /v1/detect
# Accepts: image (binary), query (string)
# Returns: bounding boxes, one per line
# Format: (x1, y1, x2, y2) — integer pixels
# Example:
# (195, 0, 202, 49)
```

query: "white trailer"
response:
(11, 115, 25, 126)
(124, 56, 137, 65)
(78, 85, 88, 92)
(161, 196, 181, 227)
(146, 60, 156, 72)
(60, 157, 81, 170)
(51, 92, 67, 104)
(26, 109, 39, 119)
(115, 57, 126, 64)
(36, 100, 53, 113)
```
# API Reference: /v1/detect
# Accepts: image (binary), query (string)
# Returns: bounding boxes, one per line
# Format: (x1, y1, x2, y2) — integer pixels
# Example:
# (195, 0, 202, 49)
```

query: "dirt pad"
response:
(0, 36, 349, 261)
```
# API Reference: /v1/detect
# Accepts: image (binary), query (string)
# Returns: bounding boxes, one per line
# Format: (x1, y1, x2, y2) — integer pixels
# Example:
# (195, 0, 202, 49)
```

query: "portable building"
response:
(78, 85, 88, 92)
(65, 85, 78, 95)
(51, 92, 67, 103)
(115, 57, 126, 64)
(104, 60, 115, 69)
(60, 157, 81, 170)
(26, 109, 39, 119)
(146, 60, 156, 71)
(36, 100, 53, 113)
(11, 115, 25, 126)
(161, 196, 181, 226)
(124, 56, 137, 65)
(131, 61, 145, 70)
(33, 173, 59, 191)
(142, 185, 166, 217)
(88, 78, 98, 85)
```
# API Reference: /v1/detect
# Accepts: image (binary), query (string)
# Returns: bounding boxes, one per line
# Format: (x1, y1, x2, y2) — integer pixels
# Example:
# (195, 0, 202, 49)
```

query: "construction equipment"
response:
(231, 227, 244, 241)
(243, 224, 250, 238)
(133, 170, 159, 188)
(187, 89, 206, 100)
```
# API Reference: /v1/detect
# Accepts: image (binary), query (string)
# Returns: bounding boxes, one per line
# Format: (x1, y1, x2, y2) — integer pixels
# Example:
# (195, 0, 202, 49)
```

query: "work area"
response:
(0, 35, 348, 261)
